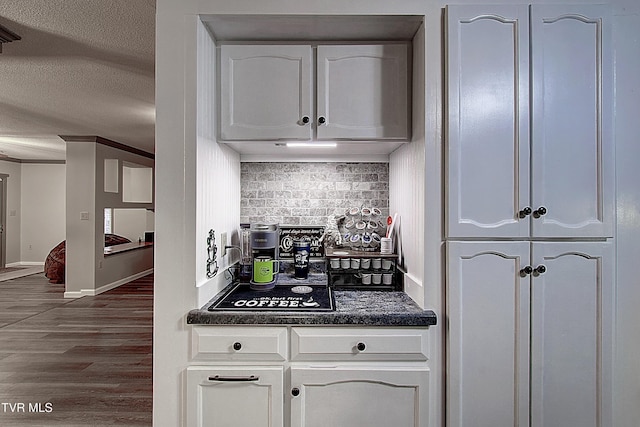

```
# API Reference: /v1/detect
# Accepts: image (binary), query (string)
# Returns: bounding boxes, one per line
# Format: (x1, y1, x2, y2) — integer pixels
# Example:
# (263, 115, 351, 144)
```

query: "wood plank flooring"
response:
(0, 273, 153, 426)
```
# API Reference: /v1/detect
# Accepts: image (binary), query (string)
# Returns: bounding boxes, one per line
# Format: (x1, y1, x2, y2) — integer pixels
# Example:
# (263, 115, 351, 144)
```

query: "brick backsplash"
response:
(241, 162, 389, 226)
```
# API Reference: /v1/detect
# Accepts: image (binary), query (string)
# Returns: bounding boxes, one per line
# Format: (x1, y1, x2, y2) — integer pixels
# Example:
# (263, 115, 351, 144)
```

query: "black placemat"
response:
(209, 284, 334, 312)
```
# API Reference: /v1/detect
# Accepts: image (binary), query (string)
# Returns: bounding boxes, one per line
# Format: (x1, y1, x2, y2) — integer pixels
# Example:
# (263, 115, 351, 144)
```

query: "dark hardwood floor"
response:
(0, 273, 153, 426)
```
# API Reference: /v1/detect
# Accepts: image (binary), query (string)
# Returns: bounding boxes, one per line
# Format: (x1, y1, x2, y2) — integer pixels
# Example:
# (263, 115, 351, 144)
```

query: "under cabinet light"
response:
(285, 142, 337, 148)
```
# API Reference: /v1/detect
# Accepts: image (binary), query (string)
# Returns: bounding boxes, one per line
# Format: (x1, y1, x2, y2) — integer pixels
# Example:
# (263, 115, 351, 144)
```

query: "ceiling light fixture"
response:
(0, 23, 21, 53)
(285, 142, 337, 148)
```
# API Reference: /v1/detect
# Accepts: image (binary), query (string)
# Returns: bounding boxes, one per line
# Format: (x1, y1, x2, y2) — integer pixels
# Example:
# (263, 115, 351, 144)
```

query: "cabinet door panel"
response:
(446, 5, 530, 238)
(530, 242, 613, 427)
(290, 366, 428, 427)
(447, 241, 530, 427)
(220, 45, 312, 140)
(530, 5, 613, 237)
(316, 44, 408, 140)
(186, 366, 284, 427)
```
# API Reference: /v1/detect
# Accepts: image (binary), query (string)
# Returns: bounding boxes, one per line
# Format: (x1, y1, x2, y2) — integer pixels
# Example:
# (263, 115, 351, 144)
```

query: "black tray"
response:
(209, 284, 335, 312)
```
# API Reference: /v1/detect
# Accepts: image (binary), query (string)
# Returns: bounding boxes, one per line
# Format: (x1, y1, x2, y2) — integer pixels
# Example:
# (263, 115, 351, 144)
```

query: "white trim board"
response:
(63, 268, 154, 299)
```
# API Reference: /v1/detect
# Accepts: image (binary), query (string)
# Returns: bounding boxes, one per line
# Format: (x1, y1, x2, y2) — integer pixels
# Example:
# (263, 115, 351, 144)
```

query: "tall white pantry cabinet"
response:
(445, 4, 613, 427)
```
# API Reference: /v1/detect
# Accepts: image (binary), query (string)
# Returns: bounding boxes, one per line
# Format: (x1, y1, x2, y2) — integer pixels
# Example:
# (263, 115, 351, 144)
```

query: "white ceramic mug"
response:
(372, 273, 382, 285)
(382, 259, 392, 270)
(371, 233, 381, 248)
(330, 258, 340, 269)
(361, 273, 372, 285)
(361, 258, 371, 269)
(372, 258, 382, 269)
(340, 258, 351, 269)
(350, 258, 361, 269)
(383, 273, 393, 285)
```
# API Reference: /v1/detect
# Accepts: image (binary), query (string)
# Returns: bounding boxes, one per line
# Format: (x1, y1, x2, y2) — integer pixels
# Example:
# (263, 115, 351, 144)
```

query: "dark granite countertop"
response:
(187, 272, 437, 327)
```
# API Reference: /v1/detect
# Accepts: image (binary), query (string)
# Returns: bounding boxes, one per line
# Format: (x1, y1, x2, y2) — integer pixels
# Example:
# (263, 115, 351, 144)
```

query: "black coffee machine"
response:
(249, 223, 279, 290)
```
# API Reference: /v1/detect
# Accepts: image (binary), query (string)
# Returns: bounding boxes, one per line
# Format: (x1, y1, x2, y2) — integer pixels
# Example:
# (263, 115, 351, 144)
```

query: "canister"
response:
(293, 240, 311, 280)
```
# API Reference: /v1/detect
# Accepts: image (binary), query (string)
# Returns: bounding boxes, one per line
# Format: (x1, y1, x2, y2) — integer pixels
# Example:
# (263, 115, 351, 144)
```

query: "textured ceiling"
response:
(0, 0, 155, 161)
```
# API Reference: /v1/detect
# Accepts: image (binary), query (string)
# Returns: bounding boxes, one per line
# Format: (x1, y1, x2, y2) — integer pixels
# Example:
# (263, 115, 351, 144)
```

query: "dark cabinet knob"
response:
(318, 116, 326, 125)
(520, 266, 533, 277)
(291, 388, 300, 397)
(301, 116, 310, 124)
(356, 342, 366, 352)
(534, 265, 546, 275)
(533, 206, 547, 218)
(233, 342, 242, 351)
(519, 207, 532, 219)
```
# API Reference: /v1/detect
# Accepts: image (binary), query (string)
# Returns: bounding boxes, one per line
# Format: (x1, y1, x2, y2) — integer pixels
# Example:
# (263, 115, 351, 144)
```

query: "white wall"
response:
(390, 22, 427, 308)
(0, 160, 22, 265)
(20, 163, 66, 263)
(195, 19, 241, 307)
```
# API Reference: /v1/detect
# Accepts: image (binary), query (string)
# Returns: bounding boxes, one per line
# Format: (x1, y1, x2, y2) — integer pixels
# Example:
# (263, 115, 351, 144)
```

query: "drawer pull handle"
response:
(209, 375, 259, 382)
(233, 342, 242, 351)
(356, 342, 366, 352)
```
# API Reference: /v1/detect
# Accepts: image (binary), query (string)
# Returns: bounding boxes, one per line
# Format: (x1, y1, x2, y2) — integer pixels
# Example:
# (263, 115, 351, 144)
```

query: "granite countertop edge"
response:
(186, 311, 437, 326)
(187, 280, 437, 327)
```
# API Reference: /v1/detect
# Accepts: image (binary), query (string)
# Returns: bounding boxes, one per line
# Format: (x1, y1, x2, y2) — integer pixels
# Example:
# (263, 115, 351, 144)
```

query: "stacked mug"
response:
(328, 253, 395, 286)
(341, 206, 386, 251)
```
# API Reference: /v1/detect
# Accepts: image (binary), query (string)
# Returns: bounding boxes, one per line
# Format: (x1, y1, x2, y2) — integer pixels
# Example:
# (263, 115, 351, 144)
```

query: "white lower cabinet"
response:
(187, 326, 430, 427)
(186, 366, 284, 427)
(446, 241, 613, 427)
(290, 366, 429, 427)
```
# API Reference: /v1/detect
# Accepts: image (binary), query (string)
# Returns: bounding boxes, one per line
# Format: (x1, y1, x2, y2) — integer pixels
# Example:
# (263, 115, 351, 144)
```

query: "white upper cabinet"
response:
(220, 43, 409, 142)
(316, 45, 409, 140)
(220, 45, 313, 140)
(529, 5, 613, 238)
(446, 5, 612, 239)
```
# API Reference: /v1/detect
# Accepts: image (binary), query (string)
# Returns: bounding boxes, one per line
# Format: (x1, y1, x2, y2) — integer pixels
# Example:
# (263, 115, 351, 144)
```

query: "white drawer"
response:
(291, 327, 429, 361)
(191, 326, 288, 361)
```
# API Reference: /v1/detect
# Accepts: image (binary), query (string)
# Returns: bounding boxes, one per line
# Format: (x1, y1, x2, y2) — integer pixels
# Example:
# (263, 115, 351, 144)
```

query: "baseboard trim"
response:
(63, 269, 154, 299)
(6, 261, 45, 267)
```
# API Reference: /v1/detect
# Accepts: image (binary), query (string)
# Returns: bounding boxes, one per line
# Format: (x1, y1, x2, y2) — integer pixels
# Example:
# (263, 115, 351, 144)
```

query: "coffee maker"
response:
(249, 223, 279, 290)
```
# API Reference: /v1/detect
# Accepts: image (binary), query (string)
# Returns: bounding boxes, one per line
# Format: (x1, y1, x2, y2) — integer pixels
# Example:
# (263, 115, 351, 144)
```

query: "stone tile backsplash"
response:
(241, 162, 389, 226)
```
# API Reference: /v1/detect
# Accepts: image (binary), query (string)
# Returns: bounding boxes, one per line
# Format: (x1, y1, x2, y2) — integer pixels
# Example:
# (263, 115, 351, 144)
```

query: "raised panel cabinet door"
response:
(186, 366, 284, 427)
(446, 241, 530, 427)
(290, 365, 429, 427)
(220, 45, 312, 140)
(530, 5, 613, 238)
(316, 44, 409, 140)
(530, 242, 613, 427)
(446, 5, 531, 239)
